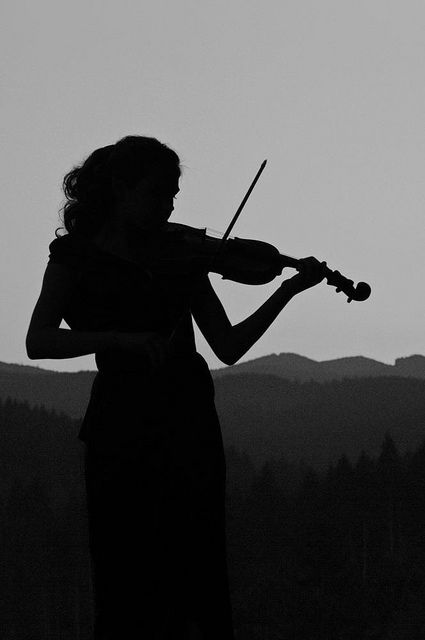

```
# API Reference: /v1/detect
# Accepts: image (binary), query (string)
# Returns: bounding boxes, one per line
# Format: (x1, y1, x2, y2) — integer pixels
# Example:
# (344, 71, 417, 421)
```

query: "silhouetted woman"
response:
(26, 135, 326, 639)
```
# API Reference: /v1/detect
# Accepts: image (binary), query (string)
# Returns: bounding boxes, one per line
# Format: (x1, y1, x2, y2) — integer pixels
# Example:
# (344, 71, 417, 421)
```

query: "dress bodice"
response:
(48, 230, 208, 373)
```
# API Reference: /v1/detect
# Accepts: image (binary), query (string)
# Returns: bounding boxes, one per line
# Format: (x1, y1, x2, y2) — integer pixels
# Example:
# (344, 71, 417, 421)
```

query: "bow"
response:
(167, 160, 268, 347)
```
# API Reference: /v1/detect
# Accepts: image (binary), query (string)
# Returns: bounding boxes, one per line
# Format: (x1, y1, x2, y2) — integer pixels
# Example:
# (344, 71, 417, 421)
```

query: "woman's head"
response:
(57, 135, 181, 237)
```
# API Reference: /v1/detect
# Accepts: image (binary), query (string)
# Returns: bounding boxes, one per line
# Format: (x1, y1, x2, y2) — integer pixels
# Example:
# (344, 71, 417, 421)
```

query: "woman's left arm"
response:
(191, 276, 234, 365)
(191, 275, 299, 366)
(191, 259, 326, 366)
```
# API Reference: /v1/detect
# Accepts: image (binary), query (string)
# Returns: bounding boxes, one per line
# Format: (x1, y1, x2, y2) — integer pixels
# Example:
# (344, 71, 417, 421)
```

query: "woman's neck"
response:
(92, 221, 159, 265)
(93, 222, 137, 259)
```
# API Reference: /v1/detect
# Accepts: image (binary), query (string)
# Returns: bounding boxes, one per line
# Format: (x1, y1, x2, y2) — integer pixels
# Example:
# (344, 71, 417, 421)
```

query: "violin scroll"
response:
(324, 268, 371, 303)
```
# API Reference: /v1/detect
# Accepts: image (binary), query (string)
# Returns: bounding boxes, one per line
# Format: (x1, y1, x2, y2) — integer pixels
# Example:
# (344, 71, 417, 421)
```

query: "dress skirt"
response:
(81, 353, 235, 639)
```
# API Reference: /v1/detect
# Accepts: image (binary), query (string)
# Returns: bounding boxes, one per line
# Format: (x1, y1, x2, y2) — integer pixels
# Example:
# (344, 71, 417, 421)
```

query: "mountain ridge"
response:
(2, 355, 425, 469)
(0, 353, 423, 421)
(211, 352, 425, 381)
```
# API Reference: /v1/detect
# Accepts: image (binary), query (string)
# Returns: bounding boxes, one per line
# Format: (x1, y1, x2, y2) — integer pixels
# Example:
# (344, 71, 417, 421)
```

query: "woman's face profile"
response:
(114, 173, 180, 231)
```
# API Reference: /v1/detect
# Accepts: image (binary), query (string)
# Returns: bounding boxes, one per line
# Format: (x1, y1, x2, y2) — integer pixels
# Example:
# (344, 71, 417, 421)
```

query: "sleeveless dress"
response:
(48, 230, 235, 639)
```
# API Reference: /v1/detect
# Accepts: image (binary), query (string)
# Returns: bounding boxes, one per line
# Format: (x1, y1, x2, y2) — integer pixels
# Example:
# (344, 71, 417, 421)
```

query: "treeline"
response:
(1, 397, 425, 638)
(226, 436, 425, 638)
(0, 398, 91, 639)
(215, 374, 425, 469)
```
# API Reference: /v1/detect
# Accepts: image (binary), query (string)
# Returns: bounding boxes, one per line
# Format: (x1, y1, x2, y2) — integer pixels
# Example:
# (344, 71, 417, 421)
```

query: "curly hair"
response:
(56, 135, 181, 238)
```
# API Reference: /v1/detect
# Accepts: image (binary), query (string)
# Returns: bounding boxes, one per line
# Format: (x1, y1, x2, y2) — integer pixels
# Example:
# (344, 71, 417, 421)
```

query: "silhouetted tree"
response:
(378, 432, 402, 561)
(353, 450, 376, 587)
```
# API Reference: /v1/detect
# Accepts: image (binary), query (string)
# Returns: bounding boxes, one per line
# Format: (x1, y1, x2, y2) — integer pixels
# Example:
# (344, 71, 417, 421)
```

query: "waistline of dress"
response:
(95, 351, 209, 377)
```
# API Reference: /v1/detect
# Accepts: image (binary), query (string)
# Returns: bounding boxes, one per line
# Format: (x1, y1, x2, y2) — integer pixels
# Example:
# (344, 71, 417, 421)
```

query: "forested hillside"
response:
(2, 396, 425, 638)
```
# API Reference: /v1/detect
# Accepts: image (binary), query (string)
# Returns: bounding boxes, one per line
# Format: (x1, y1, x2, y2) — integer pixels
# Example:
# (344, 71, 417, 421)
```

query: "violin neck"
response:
(277, 253, 300, 270)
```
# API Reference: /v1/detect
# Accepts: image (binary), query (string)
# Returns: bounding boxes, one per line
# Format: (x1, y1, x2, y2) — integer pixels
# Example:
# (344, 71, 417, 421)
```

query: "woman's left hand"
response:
(286, 256, 328, 293)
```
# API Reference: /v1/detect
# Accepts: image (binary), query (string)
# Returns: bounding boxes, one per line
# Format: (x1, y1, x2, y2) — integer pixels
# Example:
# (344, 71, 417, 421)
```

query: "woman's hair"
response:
(56, 135, 181, 238)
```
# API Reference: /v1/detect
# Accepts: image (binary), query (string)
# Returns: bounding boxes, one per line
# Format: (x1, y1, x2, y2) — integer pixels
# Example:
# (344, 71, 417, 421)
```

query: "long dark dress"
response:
(48, 230, 235, 639)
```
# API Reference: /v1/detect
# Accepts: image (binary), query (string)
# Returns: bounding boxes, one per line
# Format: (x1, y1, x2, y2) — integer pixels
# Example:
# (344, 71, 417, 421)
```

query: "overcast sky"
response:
(3, 0, 425, 372)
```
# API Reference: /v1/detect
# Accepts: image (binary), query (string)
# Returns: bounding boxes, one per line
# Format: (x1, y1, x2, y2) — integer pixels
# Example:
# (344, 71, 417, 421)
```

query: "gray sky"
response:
(3, 0, 425, 372)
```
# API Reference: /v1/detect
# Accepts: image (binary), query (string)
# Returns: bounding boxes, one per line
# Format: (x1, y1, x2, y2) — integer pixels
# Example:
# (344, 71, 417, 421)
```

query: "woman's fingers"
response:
(296, 256, 328, 287)
(112, 331, 168, 367)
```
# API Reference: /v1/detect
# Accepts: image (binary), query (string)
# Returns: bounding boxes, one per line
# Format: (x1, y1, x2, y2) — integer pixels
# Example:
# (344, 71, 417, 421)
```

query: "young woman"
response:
(26, 135, 326, 639)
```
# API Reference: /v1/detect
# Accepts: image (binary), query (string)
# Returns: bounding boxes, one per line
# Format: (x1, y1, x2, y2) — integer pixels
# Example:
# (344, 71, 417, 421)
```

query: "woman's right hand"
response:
(110, 331, 169, 368)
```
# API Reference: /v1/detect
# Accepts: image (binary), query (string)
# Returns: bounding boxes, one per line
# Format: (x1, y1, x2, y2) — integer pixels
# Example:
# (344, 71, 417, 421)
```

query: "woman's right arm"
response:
(26, 263, 116, 359)
(26, 263, 167, 365)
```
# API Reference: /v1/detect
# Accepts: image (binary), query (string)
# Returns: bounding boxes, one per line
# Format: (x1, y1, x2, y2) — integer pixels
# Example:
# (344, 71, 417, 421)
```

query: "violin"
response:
(145, 222, 371, 303)
(140, 159, 370, 303)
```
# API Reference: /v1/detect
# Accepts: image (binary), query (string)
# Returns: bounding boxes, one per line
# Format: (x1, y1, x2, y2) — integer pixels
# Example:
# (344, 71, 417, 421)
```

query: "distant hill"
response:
(1, 354, 425, 421)
(2, 362, 425, 471)
(211, 353, 425, 382)
(213, 373, 425, 469)
(0, 362, 56, 375)
(1, 356, 425, 469)
(0, 367, 96, 420)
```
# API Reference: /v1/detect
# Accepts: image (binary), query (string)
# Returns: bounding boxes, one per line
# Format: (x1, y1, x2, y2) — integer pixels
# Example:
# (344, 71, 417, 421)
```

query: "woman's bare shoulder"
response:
(43, 261, 81, 286)
(48, 232, 87, 269)
(27, 261, 81, 339)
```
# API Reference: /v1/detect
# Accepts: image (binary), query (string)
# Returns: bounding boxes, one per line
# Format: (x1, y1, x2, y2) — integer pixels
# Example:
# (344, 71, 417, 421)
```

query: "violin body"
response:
(144, 222, 371, 303)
